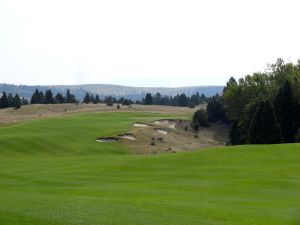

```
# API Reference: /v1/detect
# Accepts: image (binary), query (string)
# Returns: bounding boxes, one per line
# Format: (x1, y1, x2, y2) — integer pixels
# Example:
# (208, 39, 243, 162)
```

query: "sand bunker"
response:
(96, 137, 119, 143)
(118, 133, 136, 140)
(152, 120, 176, 129)
(155, 128, 169, 135)
(133, 123, 150, 128)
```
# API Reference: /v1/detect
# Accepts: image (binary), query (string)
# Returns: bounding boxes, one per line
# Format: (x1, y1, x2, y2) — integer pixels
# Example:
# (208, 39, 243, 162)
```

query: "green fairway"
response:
(0, 112, 300, 225)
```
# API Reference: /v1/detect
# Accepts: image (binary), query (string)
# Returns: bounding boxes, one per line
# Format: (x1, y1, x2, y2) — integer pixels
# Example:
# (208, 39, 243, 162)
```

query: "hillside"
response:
(0, 83, 224, 101)
(0, 110, 299, 225)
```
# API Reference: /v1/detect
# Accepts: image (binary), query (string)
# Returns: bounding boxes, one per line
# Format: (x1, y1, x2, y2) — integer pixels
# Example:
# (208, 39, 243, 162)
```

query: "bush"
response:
(192, 109, 209, 129)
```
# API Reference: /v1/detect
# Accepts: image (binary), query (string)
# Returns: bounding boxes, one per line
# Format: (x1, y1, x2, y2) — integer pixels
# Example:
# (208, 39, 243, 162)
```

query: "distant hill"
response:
(0, 83, 224, 101)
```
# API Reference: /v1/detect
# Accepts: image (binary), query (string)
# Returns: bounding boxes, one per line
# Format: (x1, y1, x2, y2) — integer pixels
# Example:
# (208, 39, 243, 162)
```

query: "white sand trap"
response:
(152, 120, 176, 129)
(118, 134, 136, 140)
(156, 129, 169, 135)
(133, 123, 150, 128)
(96, 137, 119, 143)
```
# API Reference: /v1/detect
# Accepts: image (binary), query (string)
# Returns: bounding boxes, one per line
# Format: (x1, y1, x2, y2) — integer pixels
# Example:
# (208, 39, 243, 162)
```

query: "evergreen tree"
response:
(30, 89, 39, 104)
(207, 96, 225, 122)
(12, 94, 21, 109)
(0, 92, 8, 108)
(274, 80, 298, 143)
(95, 94, 100, 103)
(22, 97, 29, 105)
(7, 93, 13, 107)
(65, 90, 76, 103)
(55, 93, 65, 104)
(38, 91, 44, 103)
(249, 101, 281, 144)
(83, 92, 91, 104)
(44, 90, 54, 104)
(144, 93, 153, 105)
(90, 95, 95, 104)
(178, 94, 188, 107)
(105, 96, 113, 106)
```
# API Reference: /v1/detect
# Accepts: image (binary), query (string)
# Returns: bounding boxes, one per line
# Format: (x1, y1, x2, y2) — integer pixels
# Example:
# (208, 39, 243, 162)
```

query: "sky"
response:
(0, 0, 300, 87)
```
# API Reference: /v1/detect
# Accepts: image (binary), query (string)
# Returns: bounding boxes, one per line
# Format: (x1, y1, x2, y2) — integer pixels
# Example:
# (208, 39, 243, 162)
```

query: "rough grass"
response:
(0, 112, 300, 225)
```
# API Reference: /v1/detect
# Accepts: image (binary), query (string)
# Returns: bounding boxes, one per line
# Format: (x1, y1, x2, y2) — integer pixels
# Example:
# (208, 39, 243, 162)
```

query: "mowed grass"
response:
(0, 112, 300, 225)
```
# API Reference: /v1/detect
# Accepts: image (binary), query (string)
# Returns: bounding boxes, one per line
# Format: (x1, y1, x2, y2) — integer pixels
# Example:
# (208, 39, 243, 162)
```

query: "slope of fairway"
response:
(0, 112, 300, 225)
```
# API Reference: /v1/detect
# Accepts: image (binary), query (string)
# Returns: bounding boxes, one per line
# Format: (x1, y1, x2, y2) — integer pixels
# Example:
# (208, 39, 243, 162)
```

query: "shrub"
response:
(150, 141, 156, 146)
(192, 109, 209, 129)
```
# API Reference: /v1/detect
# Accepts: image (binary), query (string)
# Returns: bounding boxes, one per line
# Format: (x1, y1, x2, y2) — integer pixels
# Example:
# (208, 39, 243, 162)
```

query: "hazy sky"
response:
(1, 0, 300, 87)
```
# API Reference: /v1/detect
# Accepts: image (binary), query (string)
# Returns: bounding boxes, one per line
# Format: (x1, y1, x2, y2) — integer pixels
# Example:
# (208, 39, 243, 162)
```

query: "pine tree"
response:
(207, 96, 225, 122)
(45, 90, 54, 104)
(249, 101, 281, 144)
(144, 93, 153, 105)
(178, 94, 188, 107)
(0, 92, 8, 108)
(95, 94, 100, 103)
(83, 92, 91, 104)
(274, 80, 298, 143)
(38, 91, 44, 103)
(31, 89, 39, 104)
(65, 90, 76, 103)
(22, 97, 29, 105)
(55, 93, 65, 104)
(12, 94, 21, 109)
(7, 93, 13, 107)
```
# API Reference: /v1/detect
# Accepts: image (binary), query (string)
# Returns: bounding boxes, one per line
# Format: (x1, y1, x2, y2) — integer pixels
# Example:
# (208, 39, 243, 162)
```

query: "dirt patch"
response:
(124, 119, 229, 155)
(96, 137, 119, 143)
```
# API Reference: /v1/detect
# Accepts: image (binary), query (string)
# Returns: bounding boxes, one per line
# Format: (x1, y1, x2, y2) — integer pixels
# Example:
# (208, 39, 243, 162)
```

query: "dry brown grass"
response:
(120, 119, 229, 154)
(0, 104, 198, 125)
(0, 104, 228, 153)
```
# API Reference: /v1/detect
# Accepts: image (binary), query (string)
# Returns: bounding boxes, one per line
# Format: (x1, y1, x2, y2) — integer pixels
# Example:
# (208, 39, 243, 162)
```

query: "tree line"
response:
(141, 92, 208, 107)
(82, 92, 134, 106)
(193, 58, 300, 144)
(0, 92, 28, 109)
(30, 89, 78, 104)
(2, 89, 209, 109)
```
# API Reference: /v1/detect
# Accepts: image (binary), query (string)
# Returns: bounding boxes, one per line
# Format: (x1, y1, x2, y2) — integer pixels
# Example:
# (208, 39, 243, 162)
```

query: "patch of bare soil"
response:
(124, 119, 229, 154)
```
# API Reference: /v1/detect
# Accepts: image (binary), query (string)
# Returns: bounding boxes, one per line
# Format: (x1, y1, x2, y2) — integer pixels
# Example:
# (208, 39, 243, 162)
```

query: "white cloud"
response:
(0, 0, 300, 86)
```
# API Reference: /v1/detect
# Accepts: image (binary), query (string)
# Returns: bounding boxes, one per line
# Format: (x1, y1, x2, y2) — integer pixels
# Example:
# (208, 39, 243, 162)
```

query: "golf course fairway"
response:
(0, 112, 299, 225)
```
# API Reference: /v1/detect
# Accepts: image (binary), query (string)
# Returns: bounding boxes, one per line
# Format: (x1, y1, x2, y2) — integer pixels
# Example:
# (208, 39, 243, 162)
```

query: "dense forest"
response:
(193, 58, 300, 144)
